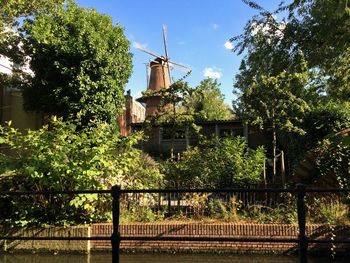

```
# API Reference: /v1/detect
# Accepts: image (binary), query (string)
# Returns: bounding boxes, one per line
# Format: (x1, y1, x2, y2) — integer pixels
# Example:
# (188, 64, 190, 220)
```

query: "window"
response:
(161, 127, 186, 140)
(219, 128, 243, 138)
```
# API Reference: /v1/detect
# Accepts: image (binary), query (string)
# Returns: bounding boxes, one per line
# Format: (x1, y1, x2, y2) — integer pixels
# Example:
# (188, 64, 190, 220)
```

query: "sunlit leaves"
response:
(0, 118, 163, 225)
(20, 2, 132, 125)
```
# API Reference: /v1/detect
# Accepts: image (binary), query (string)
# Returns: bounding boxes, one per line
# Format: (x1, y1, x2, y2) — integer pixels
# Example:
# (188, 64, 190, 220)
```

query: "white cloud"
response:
(211, 23, 220, 30)
(132, 41, 148, 49)
(203, 67, 222, 79)
(224, 41, 234, 50)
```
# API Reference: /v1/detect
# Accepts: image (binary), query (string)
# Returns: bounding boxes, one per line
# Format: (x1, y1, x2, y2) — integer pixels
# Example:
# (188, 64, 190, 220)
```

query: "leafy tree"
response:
(0, 118, 163, 226)
(0, 1, 65, 98)
(234, 33, 311, 180)
(283, 0, 350, 102)
(163, 136, 266, 188)
(19, 2, 132, 125)
(0, 0, 64, 31)
(184, 78, 234, 121)
(233, 0, 350, 102)
(232, 0, 350, 178)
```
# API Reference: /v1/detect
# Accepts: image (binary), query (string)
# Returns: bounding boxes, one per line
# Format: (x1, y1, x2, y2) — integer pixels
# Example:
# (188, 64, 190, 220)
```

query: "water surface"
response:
(1, 253, 349, 263)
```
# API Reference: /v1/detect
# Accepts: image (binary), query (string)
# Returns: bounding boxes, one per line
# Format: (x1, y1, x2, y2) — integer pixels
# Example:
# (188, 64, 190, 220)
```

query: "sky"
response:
(75, 0, 283, 106)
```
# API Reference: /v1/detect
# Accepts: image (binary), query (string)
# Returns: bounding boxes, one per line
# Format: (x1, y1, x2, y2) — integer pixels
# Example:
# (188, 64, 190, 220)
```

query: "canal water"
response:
(1, 253, 350, 263)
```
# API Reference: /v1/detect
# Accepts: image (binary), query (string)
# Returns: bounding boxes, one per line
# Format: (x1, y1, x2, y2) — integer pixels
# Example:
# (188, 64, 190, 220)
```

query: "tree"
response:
(232, 0, 350, 102)
(0, 1, 65, 94)
(232, 5, 313, 180)
(0, 0, 64, 31)
(20, 2, 132, 125)
(0, 0, 65, 67)
(184, 78, 234, 121)
(238, 54, 310, 181)
(283, 0, 350, 102)
(232, 0, 350, 179)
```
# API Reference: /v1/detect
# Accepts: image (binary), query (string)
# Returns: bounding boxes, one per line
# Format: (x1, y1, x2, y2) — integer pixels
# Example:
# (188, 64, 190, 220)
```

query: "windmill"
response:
(136, 25, 190, 116)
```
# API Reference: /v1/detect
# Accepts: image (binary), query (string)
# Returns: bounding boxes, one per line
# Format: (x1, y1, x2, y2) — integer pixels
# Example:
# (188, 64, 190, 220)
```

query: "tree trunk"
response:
(170, 101, 176, 159)
(272, 122, 277, 184)
(281, 150, 286, 188)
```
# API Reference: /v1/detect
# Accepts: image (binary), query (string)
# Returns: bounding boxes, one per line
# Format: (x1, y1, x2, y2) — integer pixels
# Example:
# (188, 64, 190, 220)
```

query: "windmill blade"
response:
(162, 25, 169, 61)
(136, 45, 163, 59)
(162, 24, 172, 84)
(170, 65, 190, 73)
(168, 60, 191, 70)
(144, 62, 150, 88)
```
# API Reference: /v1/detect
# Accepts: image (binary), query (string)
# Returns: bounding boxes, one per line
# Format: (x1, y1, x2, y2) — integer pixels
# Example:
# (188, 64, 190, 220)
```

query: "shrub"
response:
(163, 136, 266, 188)
(0, 118, 163, 226)
(279, 101, 350, 173)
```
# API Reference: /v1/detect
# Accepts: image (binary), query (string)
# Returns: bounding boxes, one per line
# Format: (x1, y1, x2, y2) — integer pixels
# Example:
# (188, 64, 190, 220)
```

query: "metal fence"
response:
(1, 184, 350, 263)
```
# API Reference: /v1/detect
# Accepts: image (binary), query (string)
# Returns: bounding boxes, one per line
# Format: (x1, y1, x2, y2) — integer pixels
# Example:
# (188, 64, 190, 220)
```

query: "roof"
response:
(130, 119, 243, 127)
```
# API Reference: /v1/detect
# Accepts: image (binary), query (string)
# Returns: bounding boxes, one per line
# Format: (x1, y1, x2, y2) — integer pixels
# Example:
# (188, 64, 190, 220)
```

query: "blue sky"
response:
(76, 0, 282, 106)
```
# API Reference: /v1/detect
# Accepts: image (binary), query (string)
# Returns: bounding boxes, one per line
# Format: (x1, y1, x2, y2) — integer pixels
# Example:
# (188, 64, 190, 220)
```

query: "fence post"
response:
(297, 184, 308, 263)
(111, 185, 121, 263)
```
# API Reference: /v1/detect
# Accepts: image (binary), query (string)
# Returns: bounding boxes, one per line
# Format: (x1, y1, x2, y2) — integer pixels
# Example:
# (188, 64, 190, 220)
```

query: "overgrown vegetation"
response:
(0, 118, 163, 226)
(0, 0, 349, 227)
(162, 136, 266, 188)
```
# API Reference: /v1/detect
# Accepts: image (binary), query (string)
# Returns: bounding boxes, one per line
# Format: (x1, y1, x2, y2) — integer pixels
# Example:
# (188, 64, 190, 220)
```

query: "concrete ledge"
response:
(0, 226, 90, 253)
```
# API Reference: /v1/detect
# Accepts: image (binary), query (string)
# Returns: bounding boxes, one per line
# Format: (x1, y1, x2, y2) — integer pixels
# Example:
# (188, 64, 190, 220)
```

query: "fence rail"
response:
(1, 184, 350, 263)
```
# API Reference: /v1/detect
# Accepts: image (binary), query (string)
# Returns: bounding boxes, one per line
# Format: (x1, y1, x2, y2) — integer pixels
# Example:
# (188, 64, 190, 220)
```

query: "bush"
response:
(0, 118, 163, 226)
(279, 101, 350, 173)
(163, 136, 266, 188)
(316, 140, 350, 188)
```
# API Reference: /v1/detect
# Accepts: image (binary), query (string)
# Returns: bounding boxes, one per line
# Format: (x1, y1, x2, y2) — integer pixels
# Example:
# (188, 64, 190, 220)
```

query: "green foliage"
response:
(233, 0, 350, 179)
(0, 0, 64, 30)
(0, 118, 163, 226)
(120, 200, 165, 223)
(163, 136, 266, 188)
(279, 101, 350, 172)
(286, 0, 350, 102)
(309, 197, 349, 225)
(0, 0, 65, 92)
(184, 78, 234, 121)
(236, 51, 311, 134)
(208, 196, 241, 221)
(316, 140, 350, 188)
(327, 47, 350, 101)
(20, 1, 132, 125)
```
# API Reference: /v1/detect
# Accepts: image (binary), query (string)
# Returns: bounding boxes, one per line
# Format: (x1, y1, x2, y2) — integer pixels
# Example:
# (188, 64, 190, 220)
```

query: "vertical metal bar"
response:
(111, 185, 121, 263)
(167, 192, 171, 215)
(297, 184, 308, 263)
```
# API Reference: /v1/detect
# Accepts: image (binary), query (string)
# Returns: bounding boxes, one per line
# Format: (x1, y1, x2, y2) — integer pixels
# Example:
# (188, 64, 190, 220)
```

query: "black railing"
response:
(1, 184, 350, 263)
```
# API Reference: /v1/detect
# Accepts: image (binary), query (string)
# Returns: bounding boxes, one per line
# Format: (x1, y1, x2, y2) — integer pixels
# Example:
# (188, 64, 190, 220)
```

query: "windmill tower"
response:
(136, 25, 190, 117)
